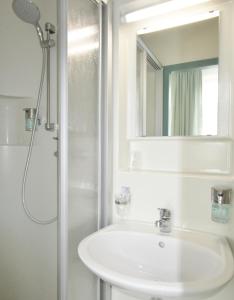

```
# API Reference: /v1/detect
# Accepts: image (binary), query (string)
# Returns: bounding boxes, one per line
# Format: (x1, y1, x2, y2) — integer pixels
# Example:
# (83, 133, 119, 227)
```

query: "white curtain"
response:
(169, 69, 202, 136)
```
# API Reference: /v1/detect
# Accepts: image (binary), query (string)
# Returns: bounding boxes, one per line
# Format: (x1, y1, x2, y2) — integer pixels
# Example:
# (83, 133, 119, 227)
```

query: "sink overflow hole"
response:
(158, 241, 165, 248)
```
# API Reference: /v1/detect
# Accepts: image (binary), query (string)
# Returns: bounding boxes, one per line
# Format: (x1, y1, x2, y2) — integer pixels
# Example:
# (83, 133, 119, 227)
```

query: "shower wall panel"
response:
(0, 1, 57, 300)
(68, 0, 100, 299)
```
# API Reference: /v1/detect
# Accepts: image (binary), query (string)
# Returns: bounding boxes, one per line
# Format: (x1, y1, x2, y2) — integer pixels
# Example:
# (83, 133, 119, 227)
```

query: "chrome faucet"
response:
(155, 208, 171, 233)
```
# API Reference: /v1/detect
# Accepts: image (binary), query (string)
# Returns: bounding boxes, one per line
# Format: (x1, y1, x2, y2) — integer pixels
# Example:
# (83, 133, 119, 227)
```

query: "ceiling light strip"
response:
(123, 0, 211, 23)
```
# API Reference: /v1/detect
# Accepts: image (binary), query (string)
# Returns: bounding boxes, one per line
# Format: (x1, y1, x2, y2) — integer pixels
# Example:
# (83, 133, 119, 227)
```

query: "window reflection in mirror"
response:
(136, 17, 219, 137)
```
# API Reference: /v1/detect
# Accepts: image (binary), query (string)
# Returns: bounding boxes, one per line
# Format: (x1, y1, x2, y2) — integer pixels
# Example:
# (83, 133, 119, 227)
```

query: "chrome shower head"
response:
(12, 0, 41, 25)
(12, 0, 44, 44)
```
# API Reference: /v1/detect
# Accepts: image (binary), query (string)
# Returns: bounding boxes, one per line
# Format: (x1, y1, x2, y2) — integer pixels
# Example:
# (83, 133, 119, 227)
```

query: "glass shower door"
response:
(68, 0, 101, 299)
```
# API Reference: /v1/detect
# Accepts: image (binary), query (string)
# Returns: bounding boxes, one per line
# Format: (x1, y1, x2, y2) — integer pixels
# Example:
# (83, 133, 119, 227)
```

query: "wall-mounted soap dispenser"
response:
(23, 108, 41, 131)
(211, 187, 232, 224)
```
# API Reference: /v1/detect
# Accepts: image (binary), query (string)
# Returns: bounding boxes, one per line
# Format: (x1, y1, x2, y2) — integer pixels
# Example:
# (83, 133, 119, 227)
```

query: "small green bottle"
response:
(211, 187, 232, 224)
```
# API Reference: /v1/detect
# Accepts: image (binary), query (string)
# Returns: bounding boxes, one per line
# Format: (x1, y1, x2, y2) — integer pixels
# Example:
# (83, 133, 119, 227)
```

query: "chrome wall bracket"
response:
(45, 123, 56, 131)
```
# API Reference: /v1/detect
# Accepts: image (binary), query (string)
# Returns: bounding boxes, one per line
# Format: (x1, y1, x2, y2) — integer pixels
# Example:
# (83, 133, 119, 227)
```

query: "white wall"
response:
(111, 1, 234, 300)
(0, 1, 57, 299)
(141, 17, 219, 66)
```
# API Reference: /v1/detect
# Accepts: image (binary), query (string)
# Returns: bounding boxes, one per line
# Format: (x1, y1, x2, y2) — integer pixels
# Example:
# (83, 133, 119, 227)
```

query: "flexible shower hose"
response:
(22, 47, 57, 225)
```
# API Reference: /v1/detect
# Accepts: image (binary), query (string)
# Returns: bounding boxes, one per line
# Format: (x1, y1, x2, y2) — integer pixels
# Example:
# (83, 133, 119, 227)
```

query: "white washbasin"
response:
(78, 222, 234, 299)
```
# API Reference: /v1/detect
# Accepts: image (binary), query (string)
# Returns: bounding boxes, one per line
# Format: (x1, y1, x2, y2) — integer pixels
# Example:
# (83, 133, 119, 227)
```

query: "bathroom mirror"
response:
(136, 16, 219, 137)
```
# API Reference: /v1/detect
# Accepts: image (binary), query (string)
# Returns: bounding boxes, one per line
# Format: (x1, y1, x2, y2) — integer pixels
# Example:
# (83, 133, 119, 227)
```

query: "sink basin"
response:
(78, 222, 234, 299)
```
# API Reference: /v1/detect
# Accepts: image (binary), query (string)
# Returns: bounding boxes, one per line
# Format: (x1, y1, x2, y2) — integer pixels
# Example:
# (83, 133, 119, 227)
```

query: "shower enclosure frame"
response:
(57, 0, 113, 300)
(57, 0, 68, 299)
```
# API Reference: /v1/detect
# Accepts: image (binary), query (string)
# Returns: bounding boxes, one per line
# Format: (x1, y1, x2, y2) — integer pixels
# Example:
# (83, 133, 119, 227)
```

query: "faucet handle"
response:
(158, 208, 171, 218)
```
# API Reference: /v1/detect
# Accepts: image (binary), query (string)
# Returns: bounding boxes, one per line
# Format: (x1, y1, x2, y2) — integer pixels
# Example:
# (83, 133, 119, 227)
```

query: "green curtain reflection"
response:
(169, 69, 202, 136)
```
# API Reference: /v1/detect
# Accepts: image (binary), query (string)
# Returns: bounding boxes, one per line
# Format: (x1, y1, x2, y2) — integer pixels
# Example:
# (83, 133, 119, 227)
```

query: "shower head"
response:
(12, 0, 44, 44)
(12, 0, 41, 25)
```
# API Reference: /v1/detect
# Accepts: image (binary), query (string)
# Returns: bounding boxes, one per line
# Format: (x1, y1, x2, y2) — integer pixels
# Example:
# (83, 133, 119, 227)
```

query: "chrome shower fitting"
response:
(12, 0, 55, 48)
(12, 1, 56, 131)
(12, 0, 44, 46)
(44, 22, 56, 132)
(41, 22, 56, 49)
(12, 0, 57, 225)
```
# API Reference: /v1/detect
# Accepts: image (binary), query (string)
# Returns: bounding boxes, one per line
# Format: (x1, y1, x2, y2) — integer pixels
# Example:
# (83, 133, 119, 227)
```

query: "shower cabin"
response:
(0, 0, 111, 299)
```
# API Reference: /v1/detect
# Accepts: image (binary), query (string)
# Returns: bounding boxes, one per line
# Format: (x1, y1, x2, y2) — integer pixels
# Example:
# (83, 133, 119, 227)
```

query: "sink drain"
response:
(158, 241, 165, 248)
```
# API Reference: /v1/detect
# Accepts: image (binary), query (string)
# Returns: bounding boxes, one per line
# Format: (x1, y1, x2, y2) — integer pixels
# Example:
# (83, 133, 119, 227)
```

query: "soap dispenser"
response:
(211, 187, 232, 224)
